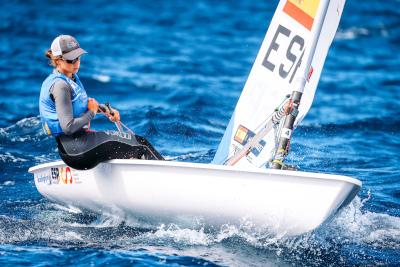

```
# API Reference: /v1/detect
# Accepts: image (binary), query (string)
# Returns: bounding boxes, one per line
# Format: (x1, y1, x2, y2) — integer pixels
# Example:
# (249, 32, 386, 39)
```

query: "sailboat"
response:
(29, 0, 361, 236)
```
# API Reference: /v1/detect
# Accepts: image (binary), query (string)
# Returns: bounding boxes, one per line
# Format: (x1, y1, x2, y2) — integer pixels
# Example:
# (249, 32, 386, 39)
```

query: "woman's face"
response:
(56, 57, 80, 77)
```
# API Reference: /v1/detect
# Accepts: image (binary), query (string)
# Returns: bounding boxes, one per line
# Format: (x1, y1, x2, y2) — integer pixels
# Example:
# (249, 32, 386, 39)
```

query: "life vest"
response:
(39, 71, 88, 136)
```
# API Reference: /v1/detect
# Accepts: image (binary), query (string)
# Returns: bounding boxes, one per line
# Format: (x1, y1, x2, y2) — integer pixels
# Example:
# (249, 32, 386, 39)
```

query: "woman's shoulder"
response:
(50, 79, 73, 96)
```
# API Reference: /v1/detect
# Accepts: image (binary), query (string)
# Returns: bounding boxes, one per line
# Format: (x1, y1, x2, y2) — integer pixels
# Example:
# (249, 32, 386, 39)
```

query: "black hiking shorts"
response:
(56, 130, 164, 170)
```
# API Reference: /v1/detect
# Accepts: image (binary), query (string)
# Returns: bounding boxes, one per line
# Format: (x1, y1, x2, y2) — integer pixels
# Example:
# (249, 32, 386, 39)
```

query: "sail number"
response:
(262, 24, 304, 83)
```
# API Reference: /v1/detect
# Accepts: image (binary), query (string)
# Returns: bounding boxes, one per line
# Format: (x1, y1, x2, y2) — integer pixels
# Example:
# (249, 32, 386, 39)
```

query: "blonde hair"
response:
(45, 49, 62, 67)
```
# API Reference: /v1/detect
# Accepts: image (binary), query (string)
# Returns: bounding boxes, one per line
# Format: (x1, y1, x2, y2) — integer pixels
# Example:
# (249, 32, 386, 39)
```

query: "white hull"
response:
(29, 160, 361, 236)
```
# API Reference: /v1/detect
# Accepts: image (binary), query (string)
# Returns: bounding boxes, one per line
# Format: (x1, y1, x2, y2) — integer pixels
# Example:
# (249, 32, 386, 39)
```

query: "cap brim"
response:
(63, 48, 87, 60)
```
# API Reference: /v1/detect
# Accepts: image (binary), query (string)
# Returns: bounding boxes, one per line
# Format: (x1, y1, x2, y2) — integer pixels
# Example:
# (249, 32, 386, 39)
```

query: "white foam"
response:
(133, 194, 400, 253)
(145, 224, 212, 246)
(63, 231, 83, 241)
(52, 203, 82, 214)
(7, 189, 397, 260)
(0, 116, 43, 141)
(327, 196, 400, 249)
(335, 27, 369, 40)
(89, 214, 123, 228)
(92, 74, 111, 83)
(0, 153, 27, 163)
(2, 181, 15, 186)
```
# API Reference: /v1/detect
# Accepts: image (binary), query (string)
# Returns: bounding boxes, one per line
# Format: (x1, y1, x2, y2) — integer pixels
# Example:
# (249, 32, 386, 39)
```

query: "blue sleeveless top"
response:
(39, 71, 88, 136)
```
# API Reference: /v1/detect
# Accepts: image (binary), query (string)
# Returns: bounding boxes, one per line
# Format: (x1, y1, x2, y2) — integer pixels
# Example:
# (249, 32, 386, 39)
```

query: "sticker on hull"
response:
(36, 167, 81, 185)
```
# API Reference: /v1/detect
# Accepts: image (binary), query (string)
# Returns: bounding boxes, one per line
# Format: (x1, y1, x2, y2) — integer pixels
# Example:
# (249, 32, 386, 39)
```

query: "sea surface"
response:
(1, 0, 399, 266)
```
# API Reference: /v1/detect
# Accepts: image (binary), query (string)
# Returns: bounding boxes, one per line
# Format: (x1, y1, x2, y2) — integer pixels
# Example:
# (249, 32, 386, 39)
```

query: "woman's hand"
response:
(88, 98, 99, 114)
(108, 108, 120, 122)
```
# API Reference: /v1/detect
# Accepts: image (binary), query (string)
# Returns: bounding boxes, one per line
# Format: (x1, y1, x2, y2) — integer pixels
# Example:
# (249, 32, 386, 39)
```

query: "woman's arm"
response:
(50, 80, 95, 135)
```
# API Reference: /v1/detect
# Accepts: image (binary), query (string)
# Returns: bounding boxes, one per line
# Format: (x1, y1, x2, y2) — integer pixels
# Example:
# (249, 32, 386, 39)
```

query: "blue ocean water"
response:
(1, 0, 399, 266)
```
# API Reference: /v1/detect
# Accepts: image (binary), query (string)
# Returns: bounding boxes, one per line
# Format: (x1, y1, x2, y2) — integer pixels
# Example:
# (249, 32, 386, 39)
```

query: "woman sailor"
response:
(39, 35, 164, 170)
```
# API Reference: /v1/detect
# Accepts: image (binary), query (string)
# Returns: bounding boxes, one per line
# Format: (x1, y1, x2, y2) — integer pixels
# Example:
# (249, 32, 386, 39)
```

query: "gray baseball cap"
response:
(50, 35, 87, 60)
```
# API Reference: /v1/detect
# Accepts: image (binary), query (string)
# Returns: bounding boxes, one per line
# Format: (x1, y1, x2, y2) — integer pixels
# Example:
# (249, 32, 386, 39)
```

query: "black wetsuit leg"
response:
(56, 130, 164, 170)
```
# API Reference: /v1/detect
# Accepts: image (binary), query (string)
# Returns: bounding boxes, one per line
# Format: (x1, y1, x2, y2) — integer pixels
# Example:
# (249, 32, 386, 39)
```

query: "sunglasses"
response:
(63, 57, 80, 64)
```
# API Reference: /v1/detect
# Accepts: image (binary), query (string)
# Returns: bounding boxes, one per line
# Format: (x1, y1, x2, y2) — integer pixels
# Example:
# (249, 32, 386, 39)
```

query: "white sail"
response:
(213, 0, 346, 168)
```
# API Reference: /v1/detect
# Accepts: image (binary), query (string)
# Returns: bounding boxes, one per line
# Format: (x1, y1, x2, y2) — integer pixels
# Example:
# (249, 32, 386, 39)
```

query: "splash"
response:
(324, 195, 400, 249)
(0, 191, 398, 266)
(145, 224, 212, 246)
(89, 214, 124, 228)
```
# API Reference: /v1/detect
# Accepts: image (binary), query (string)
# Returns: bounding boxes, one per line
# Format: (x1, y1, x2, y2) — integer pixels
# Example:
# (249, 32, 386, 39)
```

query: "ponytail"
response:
(45, 49, 61, 67)
(45, 49, 52, 58)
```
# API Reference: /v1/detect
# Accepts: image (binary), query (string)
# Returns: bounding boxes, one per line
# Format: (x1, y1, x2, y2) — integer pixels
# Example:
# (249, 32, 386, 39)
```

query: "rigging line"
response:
(253, 96, 290, 132)
(98, 108, 125, 133)
(257, 106, 287, 169)
(223, 101, 289, 166)
(119, 121, 136, 136)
